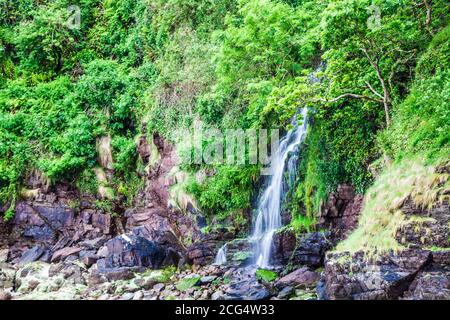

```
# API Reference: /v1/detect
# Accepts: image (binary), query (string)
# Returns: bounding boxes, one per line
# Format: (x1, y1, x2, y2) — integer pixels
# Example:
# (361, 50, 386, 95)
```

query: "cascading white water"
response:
(251, 108, 309, 268)
(214, 244, 227, 265)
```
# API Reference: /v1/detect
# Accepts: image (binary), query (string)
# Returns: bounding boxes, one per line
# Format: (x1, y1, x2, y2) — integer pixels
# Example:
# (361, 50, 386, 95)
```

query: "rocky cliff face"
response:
(0, 133, 206, 280)
(318, 184, 364, 241)
(322, 190, 449, 300)
(272, 184, 362, 267)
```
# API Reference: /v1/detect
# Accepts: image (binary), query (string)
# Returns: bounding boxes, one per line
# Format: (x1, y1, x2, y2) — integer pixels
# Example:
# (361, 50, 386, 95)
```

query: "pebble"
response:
(121, 292, 135, 300)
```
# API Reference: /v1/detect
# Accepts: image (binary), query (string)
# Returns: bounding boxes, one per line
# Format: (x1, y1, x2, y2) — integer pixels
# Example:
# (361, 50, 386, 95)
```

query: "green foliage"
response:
(379, 69, 450, 162)
(0, 0, 448, 228)
(175, 276, 201, 291)
(141, 267, 176, 283)
(379, 28, 450, 162)
(187, 166, 259, 219)
(255, 268, 278, 282)
(291, 214, 315, 234)
(76, 169, 98, 195)
(12, 2, 79, 72)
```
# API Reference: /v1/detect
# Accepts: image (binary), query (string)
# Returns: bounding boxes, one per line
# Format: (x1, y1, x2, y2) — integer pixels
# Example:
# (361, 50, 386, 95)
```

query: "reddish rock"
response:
(276, 267, 320, 289)
(51, 247, 82, 263)
(187, 243, 215, 266)
(272, 229, 297, 264)
(319, 184, 363, 240)
(323, 250, 432, 300)
(137, 135, 151, 164)
(0, 290, 12, 301)
(91, 213, 111, 235)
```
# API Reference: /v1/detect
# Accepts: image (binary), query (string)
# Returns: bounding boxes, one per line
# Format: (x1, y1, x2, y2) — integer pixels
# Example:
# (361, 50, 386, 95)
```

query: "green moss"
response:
(140, 267, 176, 283)
(232, 251, 253, 262)
(255, 269, 278, 282)
(291, 215, 315, 234)
(175, 276, 201, 292)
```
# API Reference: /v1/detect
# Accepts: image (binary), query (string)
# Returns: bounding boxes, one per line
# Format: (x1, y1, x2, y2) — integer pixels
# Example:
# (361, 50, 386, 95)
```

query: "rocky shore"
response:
(0, 135, 448, 300)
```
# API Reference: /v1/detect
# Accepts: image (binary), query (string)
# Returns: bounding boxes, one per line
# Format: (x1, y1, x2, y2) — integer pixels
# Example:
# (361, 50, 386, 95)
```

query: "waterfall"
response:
(251, 108, 309, 268)
(214, 244, 227, 265)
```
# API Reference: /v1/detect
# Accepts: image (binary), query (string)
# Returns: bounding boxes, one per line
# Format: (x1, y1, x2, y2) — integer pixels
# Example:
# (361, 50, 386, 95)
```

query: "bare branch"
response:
(365, 82, 384, 99)
(423, 0, 433, 34)
(313, 93, 383, 104)
(327, 93, 383, 103)
(361, 47, 392, 126)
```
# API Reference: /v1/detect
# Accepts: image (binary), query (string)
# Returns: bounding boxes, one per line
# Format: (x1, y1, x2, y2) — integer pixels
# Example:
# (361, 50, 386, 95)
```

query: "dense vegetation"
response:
(0, 0, 448, 246)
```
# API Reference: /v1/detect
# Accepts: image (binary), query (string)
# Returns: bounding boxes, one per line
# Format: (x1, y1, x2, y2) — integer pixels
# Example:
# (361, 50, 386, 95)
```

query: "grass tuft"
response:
(336, 156, 449, 255)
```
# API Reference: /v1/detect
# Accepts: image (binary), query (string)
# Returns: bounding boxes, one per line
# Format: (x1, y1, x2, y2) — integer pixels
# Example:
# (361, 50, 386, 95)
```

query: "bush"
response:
(188, 166, 259, 219)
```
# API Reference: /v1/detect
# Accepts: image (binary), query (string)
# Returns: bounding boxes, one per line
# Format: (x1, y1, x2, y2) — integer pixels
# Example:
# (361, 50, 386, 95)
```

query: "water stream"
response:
(251, 108, 309, 267)
(213, 108, 309, 268)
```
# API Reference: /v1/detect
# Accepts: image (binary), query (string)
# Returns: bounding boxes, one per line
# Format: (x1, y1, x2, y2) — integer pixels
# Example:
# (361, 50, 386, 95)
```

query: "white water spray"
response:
(214, 244, 227, 265)
(251, 108, 309, 268)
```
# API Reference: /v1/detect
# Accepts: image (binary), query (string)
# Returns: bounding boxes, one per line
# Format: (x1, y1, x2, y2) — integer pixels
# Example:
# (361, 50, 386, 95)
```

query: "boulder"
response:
(276, 267, 320, 289)
(19, 245, 46, 265)
(79, 236, 108, 250)
(102, 234, 180, 270)
(291, 232, 333, 268)
(187, 242, 215, 266)
(403, 250, 450, 300)
(272, 229, 297, 264)
(51, 247, 82, 263)
(318, 184, 363, 240)
(323, 250, 432, 300)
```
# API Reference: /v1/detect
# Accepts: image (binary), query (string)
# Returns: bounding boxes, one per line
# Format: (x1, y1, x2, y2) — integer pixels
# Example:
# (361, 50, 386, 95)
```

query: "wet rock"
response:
(186, 242, 215, 266)
(226, 286, 271, 300)
(200, 276, 217, 284)
(272, 229, 297, 264)
(277, 286, 294, 299)
(79, 237, 108, 250)
(223, 267, 272, 300)
(276, 267, 319, 289)
(39, 249, 52, 263)
(0, 289, 12, 300)
(403, 271, 450, 300)
(323, 250, 432, 300)
(51, 247, 81, 263)
(403, 250, 450, 300)
(318, 184, 363, 240)
(291, 232, 333, 268)
(103, 234, 180, 270)
(20, 203, 76, 239)
(19, 245, 45, 265)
